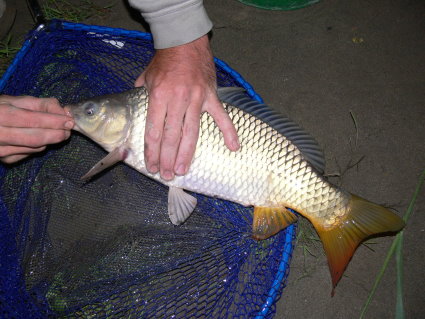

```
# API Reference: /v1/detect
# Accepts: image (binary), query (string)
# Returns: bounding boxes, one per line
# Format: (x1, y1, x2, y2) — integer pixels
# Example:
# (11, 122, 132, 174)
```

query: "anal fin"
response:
(168, 187, 197, 225)
(252, 206, 298, 240)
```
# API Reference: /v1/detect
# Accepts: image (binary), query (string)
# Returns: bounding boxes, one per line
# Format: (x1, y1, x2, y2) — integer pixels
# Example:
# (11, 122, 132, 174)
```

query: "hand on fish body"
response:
(64, 86, 404, 295)
(133, 35, 240, 181)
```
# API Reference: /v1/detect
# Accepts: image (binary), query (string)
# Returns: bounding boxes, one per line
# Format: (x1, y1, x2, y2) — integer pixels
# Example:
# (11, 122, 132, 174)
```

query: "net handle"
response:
(26, 0, 46, 26)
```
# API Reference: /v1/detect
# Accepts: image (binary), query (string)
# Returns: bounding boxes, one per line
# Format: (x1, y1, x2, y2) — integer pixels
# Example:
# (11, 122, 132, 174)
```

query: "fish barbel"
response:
(65, 87, 404, 293)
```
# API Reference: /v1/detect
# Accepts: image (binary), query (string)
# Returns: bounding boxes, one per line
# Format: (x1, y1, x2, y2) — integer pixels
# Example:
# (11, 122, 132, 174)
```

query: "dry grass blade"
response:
(350, 110, 359, 148)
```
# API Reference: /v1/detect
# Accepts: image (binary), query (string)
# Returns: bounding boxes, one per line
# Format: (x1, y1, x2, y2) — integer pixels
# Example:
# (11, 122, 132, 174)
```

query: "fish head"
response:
(65, 95, 132, 149)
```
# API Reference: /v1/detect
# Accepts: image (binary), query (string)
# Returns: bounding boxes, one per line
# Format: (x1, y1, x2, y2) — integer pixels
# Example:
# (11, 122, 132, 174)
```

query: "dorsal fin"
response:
(218, 87, 326, 174)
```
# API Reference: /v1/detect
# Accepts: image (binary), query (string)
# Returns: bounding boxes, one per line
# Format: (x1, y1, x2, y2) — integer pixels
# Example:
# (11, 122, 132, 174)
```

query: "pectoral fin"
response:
(168, 187, 197, 225)
(252, 206, 298, 240)
(81, 147, 128, 181)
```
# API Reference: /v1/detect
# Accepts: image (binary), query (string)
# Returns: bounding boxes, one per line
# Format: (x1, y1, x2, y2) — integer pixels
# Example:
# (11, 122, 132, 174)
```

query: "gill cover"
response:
(66, 91, 134, 181)
(68, 93, 132, 148)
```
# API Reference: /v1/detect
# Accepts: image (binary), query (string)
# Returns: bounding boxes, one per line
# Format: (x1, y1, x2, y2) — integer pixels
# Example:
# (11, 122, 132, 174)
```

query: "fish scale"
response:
(67, 86, 404, 293)
(124, 88, 348, 223)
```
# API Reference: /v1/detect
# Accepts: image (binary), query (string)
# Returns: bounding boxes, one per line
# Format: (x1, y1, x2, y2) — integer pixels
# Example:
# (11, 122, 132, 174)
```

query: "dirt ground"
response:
(4, 0, 425, 318)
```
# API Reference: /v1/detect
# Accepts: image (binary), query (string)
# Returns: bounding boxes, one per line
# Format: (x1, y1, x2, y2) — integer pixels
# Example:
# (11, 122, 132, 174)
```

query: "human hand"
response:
(0, 95, 74, 164)
(135, 34, 240, 181)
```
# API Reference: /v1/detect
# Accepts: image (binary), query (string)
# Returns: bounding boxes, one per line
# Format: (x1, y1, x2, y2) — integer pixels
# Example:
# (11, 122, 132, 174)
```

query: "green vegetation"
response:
(294, 216, 322, 282)
(41, 0, 114, 22)
(0, 0, 115, 78)
(0, 34, 21, 76)
(360, 169, 425, 319)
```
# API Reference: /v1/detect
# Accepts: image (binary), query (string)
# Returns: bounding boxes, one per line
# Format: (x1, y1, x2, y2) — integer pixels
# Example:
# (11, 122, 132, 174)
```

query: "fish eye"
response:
(83, 102, 98, 116)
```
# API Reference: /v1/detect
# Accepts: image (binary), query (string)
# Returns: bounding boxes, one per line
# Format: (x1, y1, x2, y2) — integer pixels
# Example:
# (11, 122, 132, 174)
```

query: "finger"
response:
(0, 96, 66, 115)
(0, 126, 71, 148)
(0, 146, 46, 158)
(159, 106, 186, 181)
(174, 104, 201, 176)
(1, 154, 31, 164)
(206, 100, 240, 151)
(39, 97, 68, 115)
(0, 104, 74, 130)
(144, 91, 166, 174)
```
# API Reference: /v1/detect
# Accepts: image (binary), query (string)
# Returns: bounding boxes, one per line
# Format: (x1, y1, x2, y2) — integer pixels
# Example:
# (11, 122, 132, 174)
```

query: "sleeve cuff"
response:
(141, 1, 213, 49)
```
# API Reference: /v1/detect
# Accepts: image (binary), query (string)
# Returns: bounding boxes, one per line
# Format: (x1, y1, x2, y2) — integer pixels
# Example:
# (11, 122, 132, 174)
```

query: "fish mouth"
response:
(63, 105, 83, 133)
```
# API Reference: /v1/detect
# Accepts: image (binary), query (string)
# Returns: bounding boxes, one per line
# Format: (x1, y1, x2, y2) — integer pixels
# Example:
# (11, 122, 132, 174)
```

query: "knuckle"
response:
(25, 135, 42, 147)
(190, 87, 204, 102)
(149, 88, 167, 101)
(173, 87, 190, 101)
(145, 127, 161, 143)
(23, 115, 40, 128)
(45, 97, 61, 110)
(47, 97, 59, 105)
(162, 130, 180, 146)
(3, 107, 39, 128)
(182, 122, 198, 138)
(21, 96, 40, 106)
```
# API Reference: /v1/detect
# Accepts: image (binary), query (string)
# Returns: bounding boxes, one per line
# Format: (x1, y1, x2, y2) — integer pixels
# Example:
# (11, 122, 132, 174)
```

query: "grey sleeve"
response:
(128, 0, 213, 49)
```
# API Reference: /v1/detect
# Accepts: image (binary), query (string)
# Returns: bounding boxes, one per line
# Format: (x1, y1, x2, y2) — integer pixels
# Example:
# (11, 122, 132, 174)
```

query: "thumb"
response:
(134, 72, 146, 88)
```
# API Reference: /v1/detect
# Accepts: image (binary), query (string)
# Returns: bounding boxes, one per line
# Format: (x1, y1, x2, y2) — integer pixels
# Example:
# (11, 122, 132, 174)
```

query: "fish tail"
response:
(312, 194, 405, 295)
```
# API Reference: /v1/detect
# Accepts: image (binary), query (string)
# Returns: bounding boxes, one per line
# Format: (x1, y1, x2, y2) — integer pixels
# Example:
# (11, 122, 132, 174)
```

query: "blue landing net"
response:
(0, 20, 295, 318)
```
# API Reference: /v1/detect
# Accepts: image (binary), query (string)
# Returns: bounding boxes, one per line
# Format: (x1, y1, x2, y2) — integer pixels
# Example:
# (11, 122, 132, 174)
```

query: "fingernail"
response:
(175, 164, 186, 175)
(65, 121, 74, 129)
(162, 170, 174, 181)
(148, 164, 158, 173)
(231, 139, 240, 150)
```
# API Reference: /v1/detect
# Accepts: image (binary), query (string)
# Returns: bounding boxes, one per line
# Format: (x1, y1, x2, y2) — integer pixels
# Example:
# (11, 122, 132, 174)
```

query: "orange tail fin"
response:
(312, 194, 405, 295)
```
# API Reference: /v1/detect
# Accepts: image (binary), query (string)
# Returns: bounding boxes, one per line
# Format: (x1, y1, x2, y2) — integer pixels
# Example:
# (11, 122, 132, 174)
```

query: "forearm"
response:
(128, 0, 212, 49)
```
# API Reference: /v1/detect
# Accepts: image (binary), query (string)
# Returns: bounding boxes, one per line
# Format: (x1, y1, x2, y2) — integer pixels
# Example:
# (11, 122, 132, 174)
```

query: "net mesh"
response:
(0, 20, 295, 318)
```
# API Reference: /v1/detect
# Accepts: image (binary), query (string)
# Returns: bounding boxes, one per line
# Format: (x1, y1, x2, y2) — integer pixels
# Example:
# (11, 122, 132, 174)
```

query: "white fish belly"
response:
(127, 102, 303, 207)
